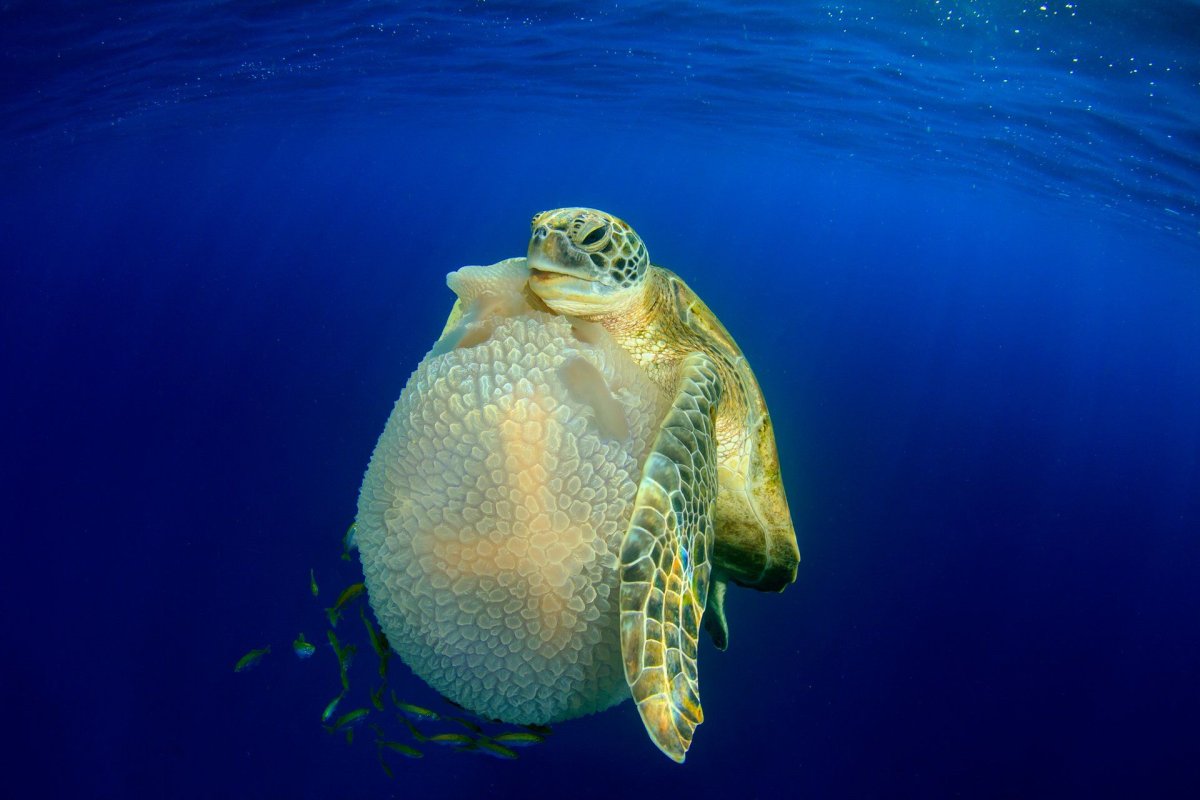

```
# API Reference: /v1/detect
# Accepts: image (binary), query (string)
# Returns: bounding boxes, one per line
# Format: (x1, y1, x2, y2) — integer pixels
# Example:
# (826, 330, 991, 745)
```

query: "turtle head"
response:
(526, 208, 649, 317)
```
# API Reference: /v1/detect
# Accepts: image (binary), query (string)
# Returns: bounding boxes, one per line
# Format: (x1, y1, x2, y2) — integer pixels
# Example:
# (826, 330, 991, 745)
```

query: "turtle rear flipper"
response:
(619, 352, 721, 763)
(703, 577, 729, 651)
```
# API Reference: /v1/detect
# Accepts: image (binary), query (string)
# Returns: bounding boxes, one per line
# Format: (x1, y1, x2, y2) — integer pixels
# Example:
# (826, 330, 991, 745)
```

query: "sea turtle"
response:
(355, 209, 798, 763)
(525, 207, 799, 746)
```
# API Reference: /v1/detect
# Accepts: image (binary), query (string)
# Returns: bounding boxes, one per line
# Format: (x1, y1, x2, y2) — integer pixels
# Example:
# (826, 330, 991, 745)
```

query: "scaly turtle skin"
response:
(526, 207, 800, 761)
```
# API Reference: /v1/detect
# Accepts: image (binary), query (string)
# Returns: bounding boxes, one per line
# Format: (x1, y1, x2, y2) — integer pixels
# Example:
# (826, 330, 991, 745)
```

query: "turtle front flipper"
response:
(619, 352, 722, 763)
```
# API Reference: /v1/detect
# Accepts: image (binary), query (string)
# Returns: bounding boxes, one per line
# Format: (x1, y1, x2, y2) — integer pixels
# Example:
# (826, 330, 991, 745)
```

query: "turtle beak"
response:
(527, 229, 596, 283)
(528, 262, 595, 283)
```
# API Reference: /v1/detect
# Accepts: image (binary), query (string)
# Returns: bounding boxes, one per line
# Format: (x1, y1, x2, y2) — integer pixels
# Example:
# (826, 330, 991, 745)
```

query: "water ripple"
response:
(1, 0, 1196, 241)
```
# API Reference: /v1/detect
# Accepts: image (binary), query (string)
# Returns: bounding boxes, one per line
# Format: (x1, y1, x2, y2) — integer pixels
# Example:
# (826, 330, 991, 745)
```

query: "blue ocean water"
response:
(1, 1, 1197, 797)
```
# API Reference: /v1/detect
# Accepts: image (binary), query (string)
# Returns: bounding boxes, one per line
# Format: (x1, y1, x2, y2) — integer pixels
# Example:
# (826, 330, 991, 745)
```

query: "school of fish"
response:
(234, 528, 550, 774)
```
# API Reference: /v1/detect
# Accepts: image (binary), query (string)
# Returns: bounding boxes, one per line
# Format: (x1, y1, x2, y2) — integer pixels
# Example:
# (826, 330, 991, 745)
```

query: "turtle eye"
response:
(579, 224, 610, 249)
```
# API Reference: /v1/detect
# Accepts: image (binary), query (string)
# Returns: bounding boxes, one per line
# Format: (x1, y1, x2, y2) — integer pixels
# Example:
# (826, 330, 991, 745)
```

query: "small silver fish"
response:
(293, 633, 316, 659)
(370, 683, 386, 712)
(321, 692, 345, 723)
(327, 629, 356, 691)
(492, 731, 544, 747)
(428, 732, 474, 747)
(341, 522, 358, 561)
(326, 628, 344, 658)
(360, 608, 392, 678)
(375, 748, 394, 778)
(309, 568, 319, 599)
(396, 715, 427, 743)
(325, 582, 365, 627)
(394, 700, 439, 721)
(444, 715, 482, 733)
(334, 708, 370, 730)
(379, 740, 423, 759)
(475, 739, 519, 760)
(234, 645, 270, 673)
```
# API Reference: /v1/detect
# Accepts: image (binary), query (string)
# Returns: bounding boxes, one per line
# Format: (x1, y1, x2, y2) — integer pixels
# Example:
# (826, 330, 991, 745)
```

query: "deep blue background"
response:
(2, 2, 1199, 798)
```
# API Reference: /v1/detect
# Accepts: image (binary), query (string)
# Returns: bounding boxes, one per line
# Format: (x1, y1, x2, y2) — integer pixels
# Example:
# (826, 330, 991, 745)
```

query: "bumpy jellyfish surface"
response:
(356, 259, 665, 724)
